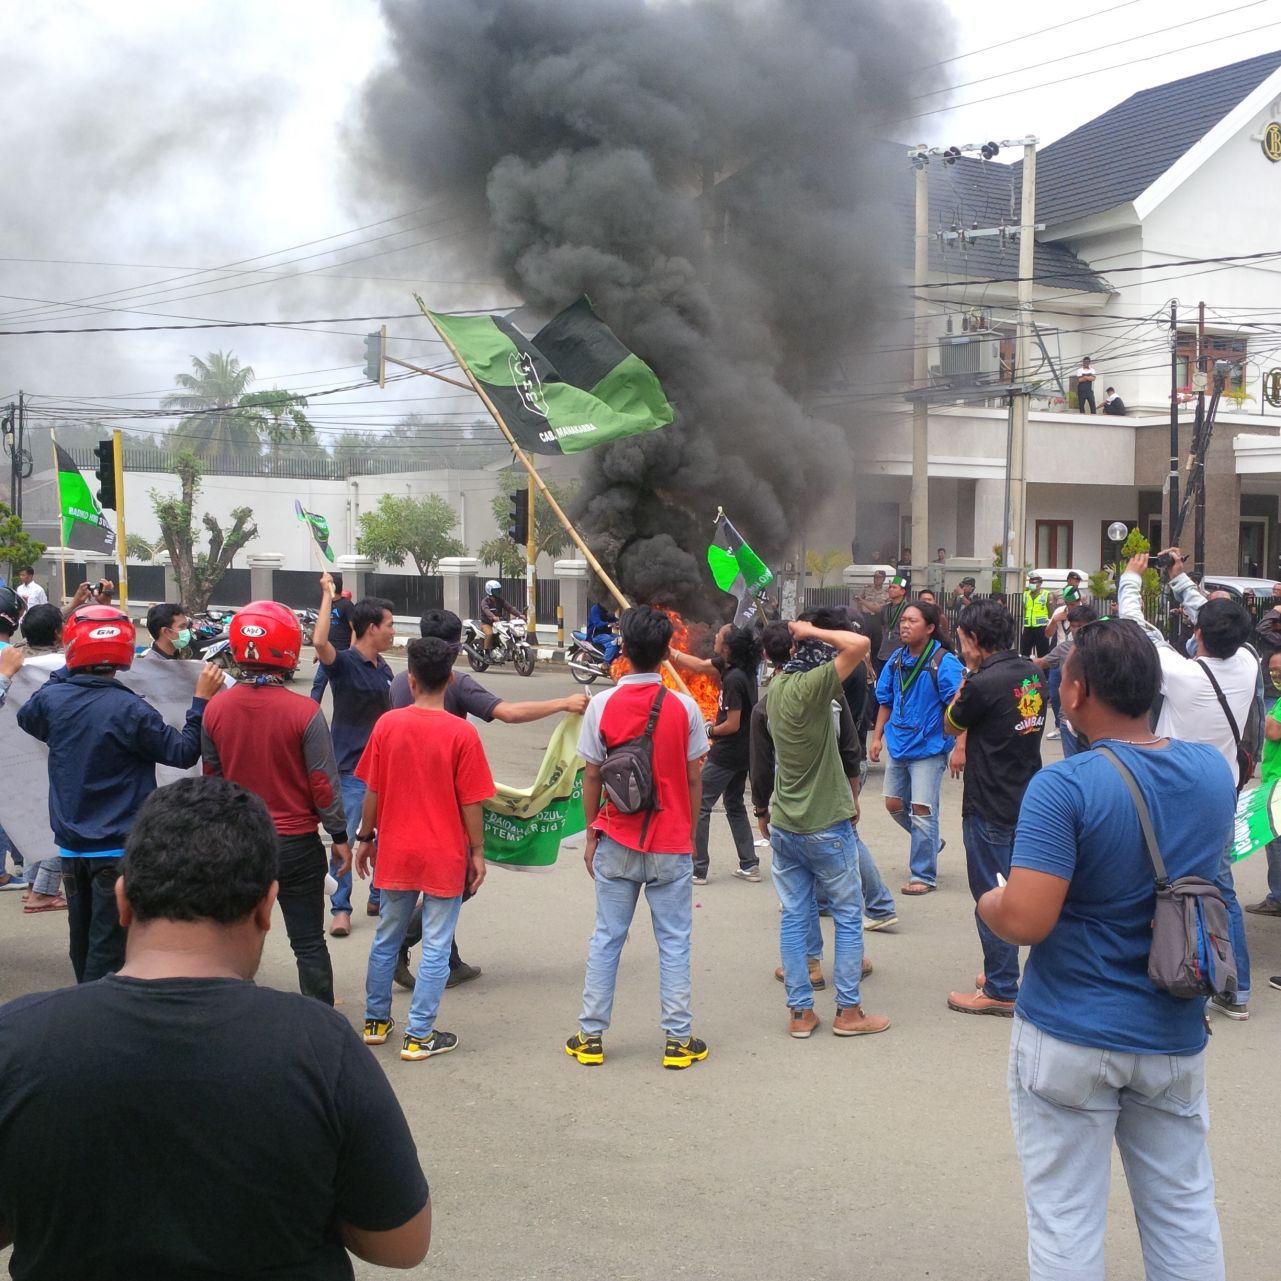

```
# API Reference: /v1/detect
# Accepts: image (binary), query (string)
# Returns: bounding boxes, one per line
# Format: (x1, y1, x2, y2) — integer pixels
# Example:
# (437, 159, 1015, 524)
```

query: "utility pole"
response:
(910, 149, 930, 583)
(1168, 301, 1179, 547)
(1006, 137, 1037, 590)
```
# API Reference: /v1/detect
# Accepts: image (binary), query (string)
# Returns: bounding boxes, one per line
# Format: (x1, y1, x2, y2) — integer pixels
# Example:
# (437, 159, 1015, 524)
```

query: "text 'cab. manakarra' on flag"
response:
(424, 297, 673, 455)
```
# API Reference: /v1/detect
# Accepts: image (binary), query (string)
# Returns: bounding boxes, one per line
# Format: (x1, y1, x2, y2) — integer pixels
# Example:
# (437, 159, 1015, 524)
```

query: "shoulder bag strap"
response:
(642, 684, 667, 741)
(1095, 746, 1170, 886)
(1196, 659, 1242, 748)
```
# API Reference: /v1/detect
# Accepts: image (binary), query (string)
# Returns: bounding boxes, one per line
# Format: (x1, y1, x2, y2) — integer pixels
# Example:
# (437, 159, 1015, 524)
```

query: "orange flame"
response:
(610, 609, 721, 721)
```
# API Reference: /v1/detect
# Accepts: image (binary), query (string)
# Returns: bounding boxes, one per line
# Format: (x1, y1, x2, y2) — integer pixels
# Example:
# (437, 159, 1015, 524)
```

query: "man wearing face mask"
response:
(143, 603, 192, 660)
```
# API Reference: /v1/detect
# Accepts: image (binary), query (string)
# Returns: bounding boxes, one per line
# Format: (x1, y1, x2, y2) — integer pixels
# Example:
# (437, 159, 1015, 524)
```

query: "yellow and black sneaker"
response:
(662, 1035, 709, 1070)
(564, 1031, 604, 1066)
(363, 1017, 395, 1046)
(400, 1029, 458, 1061)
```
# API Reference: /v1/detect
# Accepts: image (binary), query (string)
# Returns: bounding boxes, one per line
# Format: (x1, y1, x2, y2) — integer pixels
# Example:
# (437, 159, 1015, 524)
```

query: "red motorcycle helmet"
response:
(230, 600, 301, 673)
(64, 605, 136, 670)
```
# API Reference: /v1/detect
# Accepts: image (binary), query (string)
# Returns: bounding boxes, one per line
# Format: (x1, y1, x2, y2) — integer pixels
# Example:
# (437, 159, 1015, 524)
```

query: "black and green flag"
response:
(294, 500, 336, 564)
(54, 442, 114, 555)
(425, 296, 673, 455)
(707, 511, 773, 626)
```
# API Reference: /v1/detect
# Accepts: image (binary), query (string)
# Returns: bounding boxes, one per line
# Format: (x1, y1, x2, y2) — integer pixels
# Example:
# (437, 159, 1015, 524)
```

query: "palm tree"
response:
(162, 352, 260, 465)
(238, 388, 316, 466)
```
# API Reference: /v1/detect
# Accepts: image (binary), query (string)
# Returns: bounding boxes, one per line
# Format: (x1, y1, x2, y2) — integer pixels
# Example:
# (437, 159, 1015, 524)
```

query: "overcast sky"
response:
(2, 0, 1275, 442)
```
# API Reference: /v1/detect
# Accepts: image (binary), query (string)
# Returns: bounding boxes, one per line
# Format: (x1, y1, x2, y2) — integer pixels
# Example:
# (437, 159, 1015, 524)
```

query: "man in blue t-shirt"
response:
(979, 618, 1234, 1280)
(870, 600, 964, 893)
(313, 574, 395, 937)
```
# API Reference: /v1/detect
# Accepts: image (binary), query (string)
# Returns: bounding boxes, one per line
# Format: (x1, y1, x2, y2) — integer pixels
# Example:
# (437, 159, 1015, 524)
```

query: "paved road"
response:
(3, 659, 1277, 1279)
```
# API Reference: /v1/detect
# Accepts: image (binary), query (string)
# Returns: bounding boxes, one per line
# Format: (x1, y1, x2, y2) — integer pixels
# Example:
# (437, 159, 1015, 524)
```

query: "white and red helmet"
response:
(64, 606, 136, 670)
(230, 601, 302, 672)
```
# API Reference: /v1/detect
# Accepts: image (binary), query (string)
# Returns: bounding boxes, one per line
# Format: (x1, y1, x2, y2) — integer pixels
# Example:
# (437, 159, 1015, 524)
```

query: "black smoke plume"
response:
(355, 0, 952, 614)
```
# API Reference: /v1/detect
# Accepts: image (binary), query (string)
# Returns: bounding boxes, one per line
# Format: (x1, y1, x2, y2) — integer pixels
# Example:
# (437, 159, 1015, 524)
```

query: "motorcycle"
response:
(295, 608, 318, 647)
(462, 617, 536, 677)
(567, 630, 616, 686)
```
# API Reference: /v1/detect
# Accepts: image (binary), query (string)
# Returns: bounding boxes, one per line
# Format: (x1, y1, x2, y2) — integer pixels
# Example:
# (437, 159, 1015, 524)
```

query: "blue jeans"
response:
(1008, 1017, 1222, 1281)
(694, 759, 756, 876)
(1060, 726, 1085, 758)
(365, 889, 462, 1037)
(330, 773, 379, 916)
(962, 815, 1021, 1001)
(1047, 666, 1063, 729)
(807, 828, 895, 954)
(882, 751, 948, 886)
(579, 836, 694, 1038)
(772, 821, 865, 1009)
(1263, 837, 1281, 906)
(1215, 839, 1249, 1003)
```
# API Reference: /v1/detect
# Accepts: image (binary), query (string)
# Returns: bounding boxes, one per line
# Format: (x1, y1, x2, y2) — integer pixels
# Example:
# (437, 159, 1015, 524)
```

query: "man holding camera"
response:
(1119, 547, 1258, 1019)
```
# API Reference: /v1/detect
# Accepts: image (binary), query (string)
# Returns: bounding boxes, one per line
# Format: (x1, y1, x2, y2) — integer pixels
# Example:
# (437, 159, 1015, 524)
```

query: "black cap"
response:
(959, 576, 976, 587)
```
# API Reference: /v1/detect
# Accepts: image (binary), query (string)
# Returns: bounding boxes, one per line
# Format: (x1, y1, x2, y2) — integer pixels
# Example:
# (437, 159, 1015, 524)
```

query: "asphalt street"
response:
(3, 656, 1277, 1280)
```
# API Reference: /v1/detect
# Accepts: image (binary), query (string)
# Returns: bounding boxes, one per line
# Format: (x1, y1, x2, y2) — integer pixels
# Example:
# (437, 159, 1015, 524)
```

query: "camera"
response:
(1150, 553, 1176, 570)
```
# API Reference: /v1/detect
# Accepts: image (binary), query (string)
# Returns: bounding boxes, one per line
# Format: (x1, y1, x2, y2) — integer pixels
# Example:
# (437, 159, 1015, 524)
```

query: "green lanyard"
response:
(897, 640, 937, 698)
(885, 600, 906, 634)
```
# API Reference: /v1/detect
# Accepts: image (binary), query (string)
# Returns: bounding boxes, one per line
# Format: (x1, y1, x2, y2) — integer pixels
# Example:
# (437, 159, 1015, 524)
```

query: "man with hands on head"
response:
(762, 616, 890, 1039)
(312, 571, 396, 938)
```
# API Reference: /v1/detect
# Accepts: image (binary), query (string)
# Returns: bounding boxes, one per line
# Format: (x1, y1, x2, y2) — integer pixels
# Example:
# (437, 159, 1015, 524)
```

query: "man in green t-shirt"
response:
(1246, 650, 1281, 918)
(757, 618, 891, 1041)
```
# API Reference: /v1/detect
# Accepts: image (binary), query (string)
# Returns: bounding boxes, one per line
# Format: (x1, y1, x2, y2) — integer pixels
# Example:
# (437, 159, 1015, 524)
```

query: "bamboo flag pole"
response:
(49, 428, 68, 605)
(418, 297, 694, 699)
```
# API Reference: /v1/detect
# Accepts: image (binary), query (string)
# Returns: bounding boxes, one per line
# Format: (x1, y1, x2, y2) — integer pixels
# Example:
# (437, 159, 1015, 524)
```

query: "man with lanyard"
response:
(944, 598, 1044, 1016)
(874, 575, 909, 676)
(388, 609, 588, 990)
(870, 600, 965, 894)
(313, 573, 396, 938)
(1020, 574, 1051, 659)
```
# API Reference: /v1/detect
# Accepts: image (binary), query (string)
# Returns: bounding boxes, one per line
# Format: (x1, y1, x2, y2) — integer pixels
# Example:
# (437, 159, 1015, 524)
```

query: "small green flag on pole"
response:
(294, 499, 336, 564)
(425, 296, 673, 456)
(707, 510, 773, 626)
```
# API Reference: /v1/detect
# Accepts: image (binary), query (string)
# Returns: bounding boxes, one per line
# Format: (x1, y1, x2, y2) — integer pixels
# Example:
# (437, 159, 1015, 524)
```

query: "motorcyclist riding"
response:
(586, 601, 620, 664)
(479, 579, 523, 655)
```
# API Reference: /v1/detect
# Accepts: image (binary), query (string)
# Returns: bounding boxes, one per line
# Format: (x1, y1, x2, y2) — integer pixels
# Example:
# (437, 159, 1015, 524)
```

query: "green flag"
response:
(707, 511, 773, 626)
(1231, 781, 1279, 862)
(424, 296, 673, 456)
(294, 500, 335, 563)
(54, 442, 114, 555)
(483, 715, 587, 866)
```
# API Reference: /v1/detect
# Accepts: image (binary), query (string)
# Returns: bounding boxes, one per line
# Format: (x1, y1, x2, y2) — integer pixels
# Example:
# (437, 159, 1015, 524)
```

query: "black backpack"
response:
(598, 686, 667, 841)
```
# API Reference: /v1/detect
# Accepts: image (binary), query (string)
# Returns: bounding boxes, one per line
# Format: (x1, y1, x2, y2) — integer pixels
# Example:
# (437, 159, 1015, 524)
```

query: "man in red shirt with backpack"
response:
(564, 606, 709, 1070)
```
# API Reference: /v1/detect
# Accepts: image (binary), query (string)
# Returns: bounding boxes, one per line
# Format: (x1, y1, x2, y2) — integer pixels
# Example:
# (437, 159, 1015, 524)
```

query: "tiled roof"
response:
(1027, 48, 1281, 226)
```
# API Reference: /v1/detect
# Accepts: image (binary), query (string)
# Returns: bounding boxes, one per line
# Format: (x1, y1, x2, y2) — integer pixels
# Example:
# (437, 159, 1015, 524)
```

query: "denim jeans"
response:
(882, 751, 948, 886)
(330, 773, 379, 916)
(276, 832, 334, 1004)
(1060, 726, 1085, 759)
(26, 857, 62, 897)
(806, 827, 895, 953)
(694, 758, 756, 876)
(365, 889, 462, 1038)
(579, 835, 694, 1038)
(61, 857, 125, 983)
(1047, 666, 1063, 729)
(1263, 837, 1281, 906)
(962, 815, 1021, 1001)
(1215, 838, 1250, 1002)
(1008, 1017, 1223, 1281)
(772, 821, 865, 1009)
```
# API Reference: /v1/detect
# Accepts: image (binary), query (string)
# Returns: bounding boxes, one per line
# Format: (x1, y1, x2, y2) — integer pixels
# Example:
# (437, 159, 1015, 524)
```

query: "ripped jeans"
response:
(882, 751, 948, 886)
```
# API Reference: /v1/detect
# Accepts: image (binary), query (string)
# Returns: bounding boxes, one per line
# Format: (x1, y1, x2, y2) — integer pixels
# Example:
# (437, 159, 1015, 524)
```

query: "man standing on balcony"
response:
(1075, 356, 1097, 414)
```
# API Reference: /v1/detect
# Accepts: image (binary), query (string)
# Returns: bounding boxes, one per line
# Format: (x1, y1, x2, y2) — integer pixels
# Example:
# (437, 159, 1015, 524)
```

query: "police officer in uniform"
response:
(1020, 574, 1051, 659)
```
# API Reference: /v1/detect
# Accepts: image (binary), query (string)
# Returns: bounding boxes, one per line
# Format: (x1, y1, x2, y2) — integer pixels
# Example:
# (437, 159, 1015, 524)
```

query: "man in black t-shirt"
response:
(0, 777, 430, 1281)
(943, 599, 1045, 1017)
(388, 609, 588, 988)
(670, 623, 761, 883)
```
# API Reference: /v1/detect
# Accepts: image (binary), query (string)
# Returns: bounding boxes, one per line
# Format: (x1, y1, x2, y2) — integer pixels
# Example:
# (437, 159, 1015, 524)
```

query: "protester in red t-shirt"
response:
(564, 606, 710, 1070)
(354, 637, 494, 1062)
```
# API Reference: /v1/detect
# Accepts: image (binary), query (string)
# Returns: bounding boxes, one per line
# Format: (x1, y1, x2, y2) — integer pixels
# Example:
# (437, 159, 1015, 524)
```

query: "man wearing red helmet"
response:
(201, 601, 351, 1005)
(16, 606, 225, 982)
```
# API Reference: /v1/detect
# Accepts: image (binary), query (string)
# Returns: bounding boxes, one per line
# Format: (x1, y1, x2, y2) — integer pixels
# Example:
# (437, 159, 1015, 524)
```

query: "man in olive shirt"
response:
(758, 619, 891, 1041)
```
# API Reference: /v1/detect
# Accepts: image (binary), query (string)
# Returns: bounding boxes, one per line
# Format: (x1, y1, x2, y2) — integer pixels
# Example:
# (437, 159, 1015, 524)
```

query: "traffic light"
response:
(507, 488, 529, 544)
(363, 326, 385, 387)
(94, 438, 116, 511)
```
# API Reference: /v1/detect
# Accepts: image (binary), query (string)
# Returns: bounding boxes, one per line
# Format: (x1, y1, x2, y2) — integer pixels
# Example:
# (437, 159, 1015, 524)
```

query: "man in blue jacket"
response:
(17, 605, 224, 982)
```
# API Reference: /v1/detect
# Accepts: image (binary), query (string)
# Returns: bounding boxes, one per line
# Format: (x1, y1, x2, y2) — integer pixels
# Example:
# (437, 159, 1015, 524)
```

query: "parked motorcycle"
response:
(462, 617, 536, 677)
(295, 608, 318, 647)
(566, 630, 616, 686)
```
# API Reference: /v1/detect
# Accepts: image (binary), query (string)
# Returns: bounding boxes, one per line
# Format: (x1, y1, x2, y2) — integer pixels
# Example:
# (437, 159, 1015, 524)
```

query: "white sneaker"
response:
(864, 915, 898, 931)
(1045, 729, 1061, 741)
(732, 866, 762, 883)
(692, 875, 708, 886)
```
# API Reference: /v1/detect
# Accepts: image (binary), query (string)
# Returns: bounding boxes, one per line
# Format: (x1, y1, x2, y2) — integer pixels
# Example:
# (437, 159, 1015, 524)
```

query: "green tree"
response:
(356, 493, 466, 574)
(477, 473, 576, 574)
(238, 388, 316, 466)
(162, 352, 260, 465)
(150, 451, 258, 612)
(125, 533, 154, 561)
(0, 503, 46, 578)
(1115, 526, 1161, 599)
(805, 548, 846, 586)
